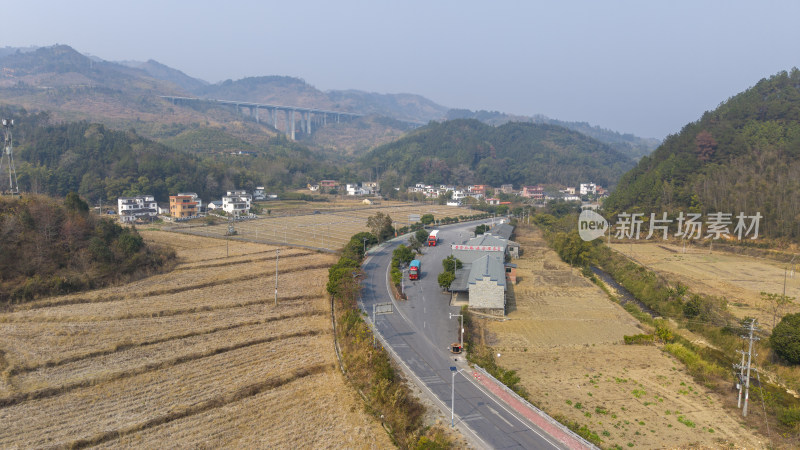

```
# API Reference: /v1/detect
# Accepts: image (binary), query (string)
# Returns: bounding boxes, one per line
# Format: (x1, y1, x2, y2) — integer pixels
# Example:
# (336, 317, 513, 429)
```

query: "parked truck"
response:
(427, 229, 440, 246)
(409, 260, 420, 280)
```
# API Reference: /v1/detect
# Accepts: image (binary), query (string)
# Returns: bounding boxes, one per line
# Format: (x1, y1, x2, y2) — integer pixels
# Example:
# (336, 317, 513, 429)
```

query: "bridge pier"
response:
(157, 96, 369, 140)
(290, 109, 296, 140)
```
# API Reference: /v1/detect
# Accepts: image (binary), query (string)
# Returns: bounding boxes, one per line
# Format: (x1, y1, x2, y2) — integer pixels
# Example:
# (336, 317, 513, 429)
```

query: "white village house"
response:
(117, 195, 158, 223)
(222, 190, 252, 215)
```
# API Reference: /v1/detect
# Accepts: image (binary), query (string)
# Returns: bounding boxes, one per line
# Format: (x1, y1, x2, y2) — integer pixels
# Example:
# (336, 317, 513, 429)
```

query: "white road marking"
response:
(487, 405, 514, 427)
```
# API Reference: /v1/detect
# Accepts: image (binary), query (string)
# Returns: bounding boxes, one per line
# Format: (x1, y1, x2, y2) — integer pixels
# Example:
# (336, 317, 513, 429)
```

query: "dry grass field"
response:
(173, 201, 472, 251)
(478, 226, 766, 449)
(0, 230, 393, 448)
(608, 242, 800, 332)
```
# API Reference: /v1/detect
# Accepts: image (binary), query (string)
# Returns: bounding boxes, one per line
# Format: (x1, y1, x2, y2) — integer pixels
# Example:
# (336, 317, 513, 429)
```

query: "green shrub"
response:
(655, 323, 675, 343)
(777, 406, 800, 429)
(771, 313, 800, 364)
(664, 343, 727, 380)
(391, 268, 402, 286)
(624, 334, 655, 345)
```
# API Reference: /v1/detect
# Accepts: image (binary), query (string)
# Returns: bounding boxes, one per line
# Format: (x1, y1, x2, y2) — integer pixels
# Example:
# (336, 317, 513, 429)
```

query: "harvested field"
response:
(169, 201, 472, 251)
(94, 371, 384, 449)
(479, 225, 765, 449)
(608, 242, 800, 331)
(0, 231, 392, 448)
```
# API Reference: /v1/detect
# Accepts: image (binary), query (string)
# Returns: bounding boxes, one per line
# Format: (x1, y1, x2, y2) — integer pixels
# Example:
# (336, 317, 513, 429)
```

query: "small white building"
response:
(362, 181, 379, 193)
(452, 190, 467, 201)
(253, 186, 266, 200)
(117, 195, 158, 223)
(222, 190, 252, 215)
(346, 183, 370, 196)
(580, 183, 597, 195)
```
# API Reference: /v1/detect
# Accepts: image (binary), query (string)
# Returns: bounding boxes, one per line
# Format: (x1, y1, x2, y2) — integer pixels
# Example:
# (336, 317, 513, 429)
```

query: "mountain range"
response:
(0, 44, 658, 159)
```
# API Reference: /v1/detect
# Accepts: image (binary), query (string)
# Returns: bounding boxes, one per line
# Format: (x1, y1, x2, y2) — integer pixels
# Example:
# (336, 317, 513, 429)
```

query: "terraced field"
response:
(174, 202, 471, 251)
(0, 231, 392, 448)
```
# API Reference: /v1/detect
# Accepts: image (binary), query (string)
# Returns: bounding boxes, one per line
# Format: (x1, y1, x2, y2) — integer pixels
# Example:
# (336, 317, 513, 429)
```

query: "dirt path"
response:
(478, 226, 766, 449)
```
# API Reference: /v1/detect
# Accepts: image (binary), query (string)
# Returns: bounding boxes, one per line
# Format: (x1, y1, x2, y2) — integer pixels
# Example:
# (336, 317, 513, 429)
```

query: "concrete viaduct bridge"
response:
(160, 96, 364, 140)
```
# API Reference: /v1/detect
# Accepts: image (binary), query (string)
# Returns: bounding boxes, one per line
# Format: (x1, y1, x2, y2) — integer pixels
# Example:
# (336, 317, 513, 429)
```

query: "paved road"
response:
(360, 222, 567, 449)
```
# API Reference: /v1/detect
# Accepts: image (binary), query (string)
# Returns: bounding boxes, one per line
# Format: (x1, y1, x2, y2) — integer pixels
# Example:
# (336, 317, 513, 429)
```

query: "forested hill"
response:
(446, 109, 660, 160)
(360, 119, 635, 189)
(3, 108, 338, 203)
(0, 194, 175, 303)
(604, 69, 800, 240)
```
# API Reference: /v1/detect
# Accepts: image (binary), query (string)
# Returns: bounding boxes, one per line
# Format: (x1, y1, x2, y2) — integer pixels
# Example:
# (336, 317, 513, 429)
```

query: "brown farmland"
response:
(476, 226, 766, 449)
(174, 201, 473, 251)
(607, 242, 800, 332)
(0, 230, 392, 448)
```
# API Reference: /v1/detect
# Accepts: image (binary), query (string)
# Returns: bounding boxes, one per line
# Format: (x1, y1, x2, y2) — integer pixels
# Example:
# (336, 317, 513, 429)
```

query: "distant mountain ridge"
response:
(118, 59, 209, 92)
(0, 45, 175, 93)
(447, 109, 660, 160)
(0, 44, 656, 159)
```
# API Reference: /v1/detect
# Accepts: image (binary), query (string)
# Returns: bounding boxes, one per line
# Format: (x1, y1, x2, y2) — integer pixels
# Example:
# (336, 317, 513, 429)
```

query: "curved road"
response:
(359, 221, 568, 449)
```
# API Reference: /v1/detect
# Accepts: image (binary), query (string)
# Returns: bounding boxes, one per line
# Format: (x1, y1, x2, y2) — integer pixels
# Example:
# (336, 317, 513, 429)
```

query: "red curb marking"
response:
(472, 371, 591, 450)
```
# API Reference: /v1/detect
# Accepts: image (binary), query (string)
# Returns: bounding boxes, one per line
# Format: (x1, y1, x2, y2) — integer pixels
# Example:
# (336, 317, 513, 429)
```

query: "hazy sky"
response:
(2, 0, 799, 139)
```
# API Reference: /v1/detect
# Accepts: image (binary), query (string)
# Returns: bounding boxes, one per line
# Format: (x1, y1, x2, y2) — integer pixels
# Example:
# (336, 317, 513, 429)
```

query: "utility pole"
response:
(735, 348, 747, 408)
(733, 319, 759, 417)
(784, 255, 797, 299)
(450, 366, 457, 427)
(275, 250, 279, 306)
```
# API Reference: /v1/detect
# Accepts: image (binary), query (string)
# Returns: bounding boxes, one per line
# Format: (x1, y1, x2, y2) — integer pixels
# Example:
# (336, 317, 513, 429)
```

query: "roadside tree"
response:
(438, 271, 456, 291)
(367, 212, 394, 242)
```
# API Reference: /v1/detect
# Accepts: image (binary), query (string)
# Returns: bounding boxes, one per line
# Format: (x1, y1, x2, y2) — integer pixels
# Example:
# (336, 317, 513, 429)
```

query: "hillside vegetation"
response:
(361, 119, 635, 189)
(605, 69, 800, 241)
(3, 107, 342, 201)
(447, 108, 660, 160)
(0, 194, 174, 303)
